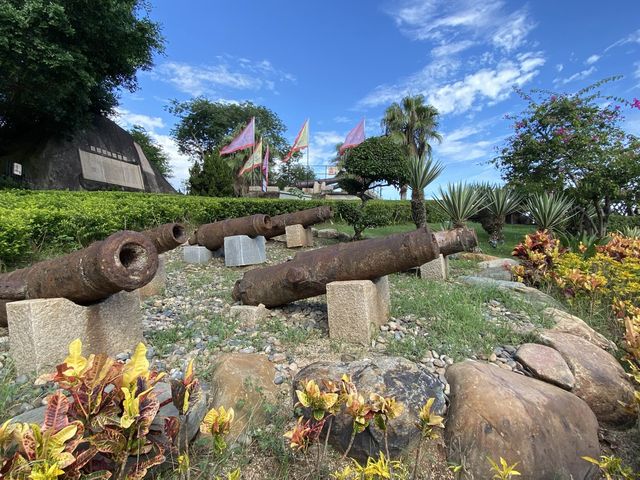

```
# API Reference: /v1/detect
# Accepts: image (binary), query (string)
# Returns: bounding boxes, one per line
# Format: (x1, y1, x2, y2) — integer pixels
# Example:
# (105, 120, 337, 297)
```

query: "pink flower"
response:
(550, 95, 557, 102)
(632, 98, 640, 110)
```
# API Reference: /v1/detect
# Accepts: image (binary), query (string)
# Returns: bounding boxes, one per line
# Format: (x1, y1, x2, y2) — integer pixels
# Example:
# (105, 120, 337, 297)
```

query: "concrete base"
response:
(183, 245, 213, 264)
(285, 224, 314, 248)
(7, 291, 143, 375)
(326, 276, 390, 345)
(224, 235, 266, 267)
(137, 256, 167, 299)
(419, 254, 449, 281)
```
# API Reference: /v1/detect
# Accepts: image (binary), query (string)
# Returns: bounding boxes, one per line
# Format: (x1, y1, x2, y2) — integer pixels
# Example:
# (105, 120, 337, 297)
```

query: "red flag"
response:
(220, 117, 255, 155)
(339, 119, 365, 154)
(262, 145, 270, 192)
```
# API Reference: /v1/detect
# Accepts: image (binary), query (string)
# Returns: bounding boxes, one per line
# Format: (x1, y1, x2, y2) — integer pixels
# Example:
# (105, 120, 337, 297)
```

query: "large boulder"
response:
(543, 308, 616, 351)
(209, 353, 279, 440)
(458, 276, 560, 308)
(293, 357, 445, 461)
(445, 361, 599, 480)
(540, 332, 636, 427)
(515, 343, 575, 390)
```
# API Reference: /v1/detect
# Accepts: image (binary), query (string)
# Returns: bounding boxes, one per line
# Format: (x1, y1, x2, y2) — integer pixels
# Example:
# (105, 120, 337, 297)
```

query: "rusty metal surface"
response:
(189, 214, 272, 251)
(266, 206, 333, 238)
(0, 231, 159, 326)
(143, 223, 187, 254)
(233, 227, 443, 307)
(434, 228, 478, 256)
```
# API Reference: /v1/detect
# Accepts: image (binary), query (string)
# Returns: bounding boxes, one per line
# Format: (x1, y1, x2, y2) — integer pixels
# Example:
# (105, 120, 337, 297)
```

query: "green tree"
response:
(407, 155, 444, 229)
(129, 125, 172, 177)
(188, 150, 234, 197)
(168, 98, 288, 159)
(0, 0, 163, 137)
(338, 136, 408, 239)
(494, 78, 640, 237)
(274, 158, 315, 189)
(381, 95, 442, 200)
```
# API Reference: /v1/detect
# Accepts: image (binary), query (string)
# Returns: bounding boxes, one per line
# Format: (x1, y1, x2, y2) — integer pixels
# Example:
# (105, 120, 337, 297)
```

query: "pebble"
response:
(274, 375, 285, 385)
(270, 353, 287, 363)
(15, 374, 28, 385)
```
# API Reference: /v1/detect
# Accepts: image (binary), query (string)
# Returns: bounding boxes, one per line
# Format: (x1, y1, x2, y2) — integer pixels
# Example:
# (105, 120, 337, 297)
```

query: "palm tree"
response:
(407, 155, 444, 228)
(381, 95, 442, 200)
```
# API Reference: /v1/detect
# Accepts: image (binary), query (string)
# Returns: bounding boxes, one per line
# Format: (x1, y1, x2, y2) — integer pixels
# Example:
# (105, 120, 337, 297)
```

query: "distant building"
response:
(0, 115, 175, 193)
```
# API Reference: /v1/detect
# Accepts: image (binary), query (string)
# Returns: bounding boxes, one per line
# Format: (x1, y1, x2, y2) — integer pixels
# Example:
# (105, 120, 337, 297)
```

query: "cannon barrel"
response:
(0, 231, 159, 326)
(142, 223, 187, 254)
(189, 214, 272, 251)
(232, 227, 477, 307)
(266, 206, 333, 238)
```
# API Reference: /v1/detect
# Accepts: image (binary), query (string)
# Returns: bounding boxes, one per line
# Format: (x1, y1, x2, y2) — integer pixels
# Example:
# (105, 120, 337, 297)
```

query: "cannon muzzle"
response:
(189, 214, 272, 251)
(233, 227, 477, 307)
(143, 223, 187, 254)
(0, 230, 159, 326)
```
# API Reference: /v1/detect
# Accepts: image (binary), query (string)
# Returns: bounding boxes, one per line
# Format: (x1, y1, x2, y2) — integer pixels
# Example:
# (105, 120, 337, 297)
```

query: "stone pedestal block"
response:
(285, 224, 314, 248)
(183, 245, 213, 264)
(419, 254, 448, 280)
(327, 278, 389, 345)
(137, 256, 167, 299)
(224, 235, 267, 267)
(7, 291, 143, 375)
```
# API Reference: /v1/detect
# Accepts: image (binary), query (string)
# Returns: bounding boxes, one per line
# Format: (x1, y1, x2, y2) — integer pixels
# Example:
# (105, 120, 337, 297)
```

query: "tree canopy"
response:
(188, 150, 234, 197)
(493, 78, 640, 236)
(339, 136, 408, 200)
(168, 98, 288, 159)
(0, 0, 164, 137)
(129, 125, 172, 178)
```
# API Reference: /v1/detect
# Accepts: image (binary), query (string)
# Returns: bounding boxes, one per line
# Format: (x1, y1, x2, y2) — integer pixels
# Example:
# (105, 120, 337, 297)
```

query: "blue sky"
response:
(114, 0, 640, 197)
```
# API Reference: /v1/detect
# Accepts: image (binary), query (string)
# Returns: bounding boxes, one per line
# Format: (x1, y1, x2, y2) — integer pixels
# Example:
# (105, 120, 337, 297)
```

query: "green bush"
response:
(0, 191, 446, 265)
(608, 215, 640, 233)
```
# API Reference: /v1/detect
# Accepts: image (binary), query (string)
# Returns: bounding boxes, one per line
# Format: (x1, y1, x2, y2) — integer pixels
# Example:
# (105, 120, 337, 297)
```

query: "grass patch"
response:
(388, 273, 549, 360)
(264, 318, 318, 346)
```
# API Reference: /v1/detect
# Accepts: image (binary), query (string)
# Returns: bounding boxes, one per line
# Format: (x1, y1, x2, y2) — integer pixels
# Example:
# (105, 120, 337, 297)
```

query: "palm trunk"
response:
(400, 184, 408, 200)
(410, 189, 426, 229)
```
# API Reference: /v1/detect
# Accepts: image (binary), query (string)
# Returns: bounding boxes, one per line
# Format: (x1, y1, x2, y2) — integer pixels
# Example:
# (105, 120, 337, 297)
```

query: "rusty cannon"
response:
(265, 206, 333, 238)
(232, 227, 477, 307)
(142, 222, 187, 254)
(189, 214, 272, 251)
(0, 230, 159, 326)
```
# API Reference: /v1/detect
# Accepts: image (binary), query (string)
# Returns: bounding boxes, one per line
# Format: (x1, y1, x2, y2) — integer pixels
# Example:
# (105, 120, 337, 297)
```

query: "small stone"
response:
(270, 353, 287, 363)
(388, 321, 398, 331)
(15, 374, 28, 385)
(380, 325, 389, 332)
(433, 359, 445, 368)
(289, 362, 298, 371)
(274, 375, 285, 385)
(488, 353, 497, 362)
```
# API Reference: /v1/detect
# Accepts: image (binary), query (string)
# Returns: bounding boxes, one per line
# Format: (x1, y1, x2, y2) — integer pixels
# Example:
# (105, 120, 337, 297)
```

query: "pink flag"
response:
(262, 145, 270, 192)
(220, 117, 255, 155)
(339, 119, 365, 154)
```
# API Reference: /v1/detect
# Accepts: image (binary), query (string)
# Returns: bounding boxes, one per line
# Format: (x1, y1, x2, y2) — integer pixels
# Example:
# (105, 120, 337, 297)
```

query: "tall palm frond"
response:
(434, 183, 485, 228)
(408, 156, 445, 191)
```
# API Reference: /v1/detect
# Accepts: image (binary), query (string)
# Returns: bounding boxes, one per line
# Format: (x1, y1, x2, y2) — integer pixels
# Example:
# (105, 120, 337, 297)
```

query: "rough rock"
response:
(459, 276, 559, 307)
(540, 332, 636, 427)
(209, 353, 279, 440)
(477, 258, 520, 270)
(515, 343, 575, 390)
(293, 356, 445, 461)
(445, 361, 600, 480)
(544, 308, 616, 351)
(229, 304, 269, 327)
(317, 228, 340, 239)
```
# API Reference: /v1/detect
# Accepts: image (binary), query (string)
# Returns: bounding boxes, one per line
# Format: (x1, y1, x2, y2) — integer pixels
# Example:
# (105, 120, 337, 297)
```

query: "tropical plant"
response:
(382, 94, 442, 201)
(129, 125, 172, 177)
(331, 452, 410, 479)
(411, 397, 444, 480)
(407, 155, 445, 229)
(487, 457, 521, 479)
(511, 230, 565, 287)
(493, 77, 640, 236)
(582, 455, 637, 479)
(619, 226, 640, 239)
(526, 192, 574, 234)
(434, 183, 485, 228)
(479, 186, 523, 247)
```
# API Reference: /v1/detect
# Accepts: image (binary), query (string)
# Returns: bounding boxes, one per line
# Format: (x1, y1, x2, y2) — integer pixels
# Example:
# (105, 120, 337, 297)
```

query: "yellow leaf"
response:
(62, 339, 88, 377)
(122, 343, 149, 386)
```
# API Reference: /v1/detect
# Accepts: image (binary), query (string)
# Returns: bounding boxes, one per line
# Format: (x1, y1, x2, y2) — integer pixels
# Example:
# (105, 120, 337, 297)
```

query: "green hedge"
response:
(608, 214, 640, 232)
(0, 191, 446, 264)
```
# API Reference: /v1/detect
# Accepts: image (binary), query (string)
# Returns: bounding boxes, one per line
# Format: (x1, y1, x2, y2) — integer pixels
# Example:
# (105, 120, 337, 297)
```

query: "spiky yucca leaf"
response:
(526, 192, 574, 233)
(407, 155, 444, 191)
(434, 183, 485, 228)
(485, 187, 523, 218)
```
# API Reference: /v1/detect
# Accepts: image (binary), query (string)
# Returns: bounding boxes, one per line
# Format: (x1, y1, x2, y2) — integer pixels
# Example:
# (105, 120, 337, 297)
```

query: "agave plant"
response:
(526, 192, 574, 233)
(480, 186, 523, 247)
(407, 155, 445, 229)
(434, 183, 485, 229)
(619, 225, 640, 239)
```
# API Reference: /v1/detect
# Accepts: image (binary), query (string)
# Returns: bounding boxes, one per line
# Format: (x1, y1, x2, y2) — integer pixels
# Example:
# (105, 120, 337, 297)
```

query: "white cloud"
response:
(360, 52, 545, 114)
(333, 116, 351, 124)
(605, 29, 640, 52)
(434, 125, 504, 163)
(431, 40, 475, 57)
(634, 62, 640, 79)
(555, 63, 564, 72)
(554, 66, 596, 85)
(152, 56, 295, 97)
(386, 0, 534, 52)
(113, 108, 164, 131)
(585, 54, 601, 65)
